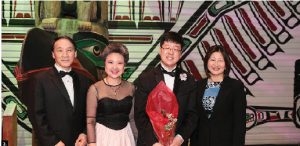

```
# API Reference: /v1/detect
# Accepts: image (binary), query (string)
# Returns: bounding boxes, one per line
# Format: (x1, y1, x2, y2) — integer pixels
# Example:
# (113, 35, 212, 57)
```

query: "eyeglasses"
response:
(162, 47, 182, 53)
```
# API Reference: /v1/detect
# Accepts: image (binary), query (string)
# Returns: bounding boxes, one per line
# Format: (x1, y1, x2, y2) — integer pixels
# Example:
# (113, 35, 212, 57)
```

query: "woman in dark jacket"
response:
(190, 45, 247, 146)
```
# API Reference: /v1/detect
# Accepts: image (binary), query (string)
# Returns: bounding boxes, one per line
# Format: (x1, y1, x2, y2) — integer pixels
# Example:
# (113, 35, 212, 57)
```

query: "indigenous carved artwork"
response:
(2, 1, 300, 145)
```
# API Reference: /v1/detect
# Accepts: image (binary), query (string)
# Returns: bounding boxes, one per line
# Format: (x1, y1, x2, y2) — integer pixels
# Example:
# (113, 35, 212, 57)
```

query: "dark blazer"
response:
(190, 77, 246, 146)
(27, 67, 92, 146)
(134, 65, 198, 146)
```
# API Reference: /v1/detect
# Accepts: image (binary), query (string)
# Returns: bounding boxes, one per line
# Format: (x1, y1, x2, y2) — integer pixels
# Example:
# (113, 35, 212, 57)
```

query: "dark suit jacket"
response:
(27, 67, 92, 146)
(134, 65, 198, 146)
(190, 77, 246, 146)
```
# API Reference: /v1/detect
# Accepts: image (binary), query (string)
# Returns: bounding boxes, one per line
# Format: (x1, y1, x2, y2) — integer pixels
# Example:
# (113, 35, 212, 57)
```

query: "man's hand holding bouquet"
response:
(146, 81, 179, 146)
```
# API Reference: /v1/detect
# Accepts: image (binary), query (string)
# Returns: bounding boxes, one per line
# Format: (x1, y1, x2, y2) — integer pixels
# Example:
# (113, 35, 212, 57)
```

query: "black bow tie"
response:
(59, 70, 75, 78)
(161, 67, 176, 77)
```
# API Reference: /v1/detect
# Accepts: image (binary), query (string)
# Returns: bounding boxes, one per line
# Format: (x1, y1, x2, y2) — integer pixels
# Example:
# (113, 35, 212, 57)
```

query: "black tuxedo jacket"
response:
(134, 65, 198, 146)
(27, 67, 92, 146)
(190, 77, 246, 146)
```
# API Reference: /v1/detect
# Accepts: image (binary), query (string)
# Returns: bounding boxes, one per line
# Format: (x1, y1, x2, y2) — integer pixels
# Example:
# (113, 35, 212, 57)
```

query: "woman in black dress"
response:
(86, 43, 136, 146)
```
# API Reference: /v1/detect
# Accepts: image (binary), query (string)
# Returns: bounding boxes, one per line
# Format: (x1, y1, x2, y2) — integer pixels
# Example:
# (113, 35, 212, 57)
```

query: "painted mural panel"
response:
(2, 1, 300, 145)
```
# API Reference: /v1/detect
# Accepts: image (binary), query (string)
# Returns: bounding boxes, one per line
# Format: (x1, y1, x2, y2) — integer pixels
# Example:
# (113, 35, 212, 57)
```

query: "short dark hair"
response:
(160, 31, 184, 49)
(101, 43, 129, 64)
(203, 45, 231, 78)
(52, 36, 77, 51)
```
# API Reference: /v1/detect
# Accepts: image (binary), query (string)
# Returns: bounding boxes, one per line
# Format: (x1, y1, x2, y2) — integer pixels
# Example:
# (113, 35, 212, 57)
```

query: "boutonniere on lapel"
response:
(179, 73, 187, 81)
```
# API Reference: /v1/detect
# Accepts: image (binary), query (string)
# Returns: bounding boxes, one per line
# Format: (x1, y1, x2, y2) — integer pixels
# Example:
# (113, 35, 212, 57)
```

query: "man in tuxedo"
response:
(27, 36, 92, 146)
(134, 31, 198, 146)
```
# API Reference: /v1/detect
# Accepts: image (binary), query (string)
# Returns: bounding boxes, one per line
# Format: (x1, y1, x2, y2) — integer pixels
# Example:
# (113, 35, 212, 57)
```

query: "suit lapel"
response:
(173, 67, 182, 95)
(154, 66, 164, 84)
(49, 67, 74, 109)
(199, 79, 208, 118)
(210, 77, 230, 119)
(72, 72, 80, 111)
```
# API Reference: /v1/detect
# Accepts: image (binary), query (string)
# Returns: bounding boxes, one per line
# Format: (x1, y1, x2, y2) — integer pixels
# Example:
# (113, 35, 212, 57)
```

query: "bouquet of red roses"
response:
(146, 81, 179, 146)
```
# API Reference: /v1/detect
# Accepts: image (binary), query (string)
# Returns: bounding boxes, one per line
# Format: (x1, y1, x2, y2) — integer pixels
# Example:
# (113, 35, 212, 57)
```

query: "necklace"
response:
(104, 78, 122, 96)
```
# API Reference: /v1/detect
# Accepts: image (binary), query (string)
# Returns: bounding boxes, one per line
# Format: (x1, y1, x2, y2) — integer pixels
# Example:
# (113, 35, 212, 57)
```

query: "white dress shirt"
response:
(160, 63, 184, 144)
(55, 64, 75, 106)
(161, 63, 176, 91)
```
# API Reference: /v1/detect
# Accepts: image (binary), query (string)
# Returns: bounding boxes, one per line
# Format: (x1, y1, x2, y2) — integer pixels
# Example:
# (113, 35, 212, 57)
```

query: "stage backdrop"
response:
(2, 1, 300, 145)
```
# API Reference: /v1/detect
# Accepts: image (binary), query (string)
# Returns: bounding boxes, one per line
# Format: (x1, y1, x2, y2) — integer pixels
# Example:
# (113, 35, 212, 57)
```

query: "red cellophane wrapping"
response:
(146, 81, 179, 146)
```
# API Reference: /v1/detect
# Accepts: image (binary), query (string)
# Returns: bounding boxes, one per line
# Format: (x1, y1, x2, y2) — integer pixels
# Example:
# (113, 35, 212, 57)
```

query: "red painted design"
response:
(269, 1, 285, 17)
(185, 60, 202, 80)
(16, 13, 23, 18)
(153, 16, 160, 21)
(15, 35, 25, 39)
(123, 16, 130, 20)
(201, 41, 210, 52)
(239, 8, 266, 44)
(253, 1, 277, 31)
(109, 35, 152, 43)
(189, 16, 208, 38)
(115, 15, 122, 20)
(2, 34, 26, 40)
(24, 13, 31, 18)
(14, 66, 52, 81)
(215, 29, 247, 74)
(225, 15, 257, 59)
(2, 35, 15, 39)
(144, 16, 151, 20)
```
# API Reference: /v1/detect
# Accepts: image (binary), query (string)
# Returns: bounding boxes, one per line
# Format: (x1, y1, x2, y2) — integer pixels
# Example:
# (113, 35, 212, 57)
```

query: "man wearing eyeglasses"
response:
(134, 31, 198, 146)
